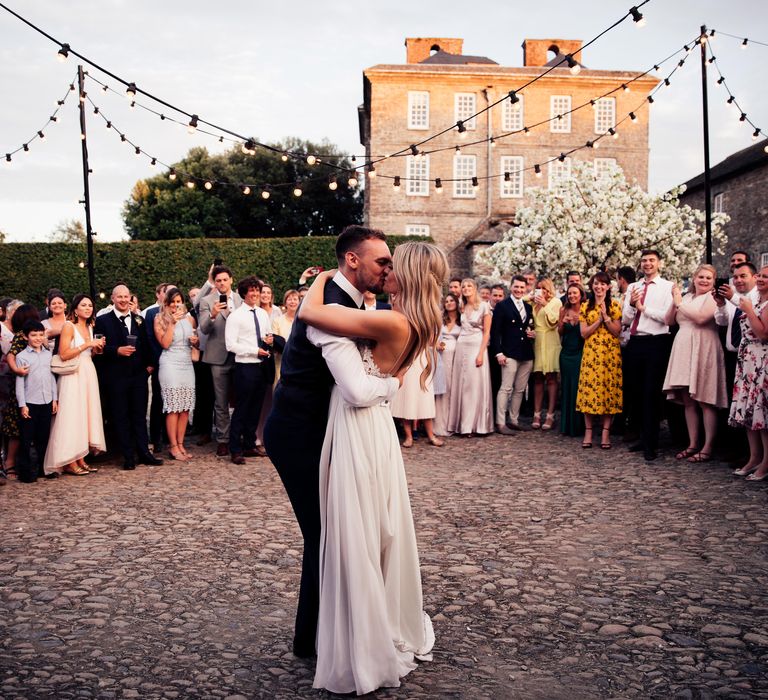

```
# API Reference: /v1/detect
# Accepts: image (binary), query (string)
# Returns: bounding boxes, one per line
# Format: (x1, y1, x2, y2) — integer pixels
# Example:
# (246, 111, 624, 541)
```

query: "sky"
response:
(1, 0, 766, 242)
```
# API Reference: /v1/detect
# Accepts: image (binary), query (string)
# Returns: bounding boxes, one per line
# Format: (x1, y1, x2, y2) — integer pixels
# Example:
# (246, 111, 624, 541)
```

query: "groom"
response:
(264, 225, 398, 657)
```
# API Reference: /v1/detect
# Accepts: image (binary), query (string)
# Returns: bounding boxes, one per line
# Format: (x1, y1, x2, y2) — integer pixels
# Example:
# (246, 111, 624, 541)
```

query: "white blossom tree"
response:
(476, 161, 728, 282)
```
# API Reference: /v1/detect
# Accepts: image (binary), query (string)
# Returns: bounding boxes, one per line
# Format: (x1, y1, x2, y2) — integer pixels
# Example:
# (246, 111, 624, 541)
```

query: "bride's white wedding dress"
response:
(313, 344, 435, 696)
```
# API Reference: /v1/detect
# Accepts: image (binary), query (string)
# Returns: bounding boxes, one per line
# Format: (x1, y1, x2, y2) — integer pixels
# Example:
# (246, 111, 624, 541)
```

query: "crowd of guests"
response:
(0, 248, 766, 486)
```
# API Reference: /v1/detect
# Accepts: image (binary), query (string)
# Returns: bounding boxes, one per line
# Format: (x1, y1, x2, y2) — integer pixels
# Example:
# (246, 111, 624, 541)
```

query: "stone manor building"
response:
(358, 37, 658, 273)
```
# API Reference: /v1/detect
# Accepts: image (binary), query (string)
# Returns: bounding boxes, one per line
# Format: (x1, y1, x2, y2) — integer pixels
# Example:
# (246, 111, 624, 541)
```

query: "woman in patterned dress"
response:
(154, 287, 199, 462)
(575, 272, 623, 449)
(729, 265, 768, 481)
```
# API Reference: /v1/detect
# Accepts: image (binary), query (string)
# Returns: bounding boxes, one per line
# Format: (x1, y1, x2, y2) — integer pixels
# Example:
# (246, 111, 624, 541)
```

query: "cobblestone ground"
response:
(1, 430, 768, 699)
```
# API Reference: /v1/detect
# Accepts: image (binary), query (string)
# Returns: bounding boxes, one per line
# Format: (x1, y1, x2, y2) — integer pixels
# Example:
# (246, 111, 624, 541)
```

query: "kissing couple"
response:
(264, 226, 447, 695)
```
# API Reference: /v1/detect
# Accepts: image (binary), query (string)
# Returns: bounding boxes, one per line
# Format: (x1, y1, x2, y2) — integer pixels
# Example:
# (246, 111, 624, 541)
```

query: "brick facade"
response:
(360, 37, 658, 275)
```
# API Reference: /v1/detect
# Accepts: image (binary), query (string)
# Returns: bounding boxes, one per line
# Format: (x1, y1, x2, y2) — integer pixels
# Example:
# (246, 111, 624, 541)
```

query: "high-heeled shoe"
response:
(168, 444, 183, 461)
(541, 413, 555, 431)
(63, 463, 88, 476)
(582, 429, 593, 449)
(531, 412, 542, 430)
(600, 428, 612, 449)
(427, 436, 445, 447)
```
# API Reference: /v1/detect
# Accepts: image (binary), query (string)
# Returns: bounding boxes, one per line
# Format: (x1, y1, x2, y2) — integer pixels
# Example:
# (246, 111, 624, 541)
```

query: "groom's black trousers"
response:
(263, 411, 326, 651)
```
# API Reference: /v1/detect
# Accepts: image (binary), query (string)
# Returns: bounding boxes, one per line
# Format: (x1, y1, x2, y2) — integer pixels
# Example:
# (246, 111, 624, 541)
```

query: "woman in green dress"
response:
(575, 272, 623, 449)
(558, 283, 585, 437)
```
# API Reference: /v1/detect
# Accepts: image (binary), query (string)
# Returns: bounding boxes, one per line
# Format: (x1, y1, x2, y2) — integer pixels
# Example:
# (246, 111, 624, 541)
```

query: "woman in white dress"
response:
(298, 241, 446, 696)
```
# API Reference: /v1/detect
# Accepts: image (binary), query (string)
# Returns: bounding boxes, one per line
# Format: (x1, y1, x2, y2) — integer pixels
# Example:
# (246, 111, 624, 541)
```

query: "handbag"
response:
(50, 353, 80, 376)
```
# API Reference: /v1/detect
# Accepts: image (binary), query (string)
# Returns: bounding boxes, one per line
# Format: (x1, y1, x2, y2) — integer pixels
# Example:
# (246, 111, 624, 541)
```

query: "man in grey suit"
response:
(197, 266, 242, 456)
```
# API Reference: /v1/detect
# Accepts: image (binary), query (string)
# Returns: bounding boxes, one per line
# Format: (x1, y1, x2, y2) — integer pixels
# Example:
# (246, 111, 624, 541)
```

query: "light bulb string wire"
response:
(84, 94, 355, 192)
(370, 0, 653, 165)
(707, 29, 768, 49)
(390, 40, 693, 184)
(409, 35, 697, 159)
(2, 78, 75, 159)
(0, 0, 649, 168)
(706, 43, 764, 138)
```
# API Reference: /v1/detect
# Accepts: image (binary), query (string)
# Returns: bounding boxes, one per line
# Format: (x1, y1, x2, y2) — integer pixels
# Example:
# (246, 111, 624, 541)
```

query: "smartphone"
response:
(715, 277, 729, 297)
(218, 294, 227, 304)
(310, 266, 324, 275)
(214, 257, 223, 266)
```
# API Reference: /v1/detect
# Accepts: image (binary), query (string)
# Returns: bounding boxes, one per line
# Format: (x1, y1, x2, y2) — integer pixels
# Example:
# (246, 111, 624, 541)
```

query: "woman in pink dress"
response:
(662, 264, 727, 463)
(44, 294, 106, 476)
(447, 279, 493, 436)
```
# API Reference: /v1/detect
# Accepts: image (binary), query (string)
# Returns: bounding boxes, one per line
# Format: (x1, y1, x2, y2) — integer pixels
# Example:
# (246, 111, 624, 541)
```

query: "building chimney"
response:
(405, 37, 464, 64)
(522, 39, 583, 67)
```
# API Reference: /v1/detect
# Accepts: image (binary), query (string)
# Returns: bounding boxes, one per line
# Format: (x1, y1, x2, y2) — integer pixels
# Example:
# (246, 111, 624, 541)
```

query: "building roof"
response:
(419, 49, 498, 66)
(682, 139, 768, 193)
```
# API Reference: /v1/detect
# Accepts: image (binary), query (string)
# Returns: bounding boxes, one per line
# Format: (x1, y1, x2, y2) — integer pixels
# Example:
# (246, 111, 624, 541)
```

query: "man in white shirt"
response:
(225, 276, 272, 465)
(622, 249, 674, 461)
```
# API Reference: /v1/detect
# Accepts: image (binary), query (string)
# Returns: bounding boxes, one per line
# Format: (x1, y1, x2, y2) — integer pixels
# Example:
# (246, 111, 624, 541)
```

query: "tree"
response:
(0, 229, 6, 244)
(50, 219, 86, 244)
(476, 162, 729, 282)
(122, 139, 363, 240)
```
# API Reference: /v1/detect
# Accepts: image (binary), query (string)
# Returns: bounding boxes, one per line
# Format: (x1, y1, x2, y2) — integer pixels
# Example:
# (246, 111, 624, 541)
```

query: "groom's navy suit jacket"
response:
(490, 296, 535, 362)
(263, 278, 359, 652)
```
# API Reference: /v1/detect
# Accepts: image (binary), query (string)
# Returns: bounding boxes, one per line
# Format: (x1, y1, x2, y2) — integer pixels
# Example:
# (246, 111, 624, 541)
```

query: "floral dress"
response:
(729, 299, 768, 430)
(575, 300, 623, 416)
(1, 332, 27, 438)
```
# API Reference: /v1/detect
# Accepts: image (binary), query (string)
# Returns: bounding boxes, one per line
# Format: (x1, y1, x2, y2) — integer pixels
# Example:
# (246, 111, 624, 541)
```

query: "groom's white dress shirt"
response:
(307, 272, 399, 407)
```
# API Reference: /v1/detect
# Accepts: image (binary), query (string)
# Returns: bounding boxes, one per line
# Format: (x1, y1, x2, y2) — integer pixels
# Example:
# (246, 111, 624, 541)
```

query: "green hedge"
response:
(1, 236, 425, 310)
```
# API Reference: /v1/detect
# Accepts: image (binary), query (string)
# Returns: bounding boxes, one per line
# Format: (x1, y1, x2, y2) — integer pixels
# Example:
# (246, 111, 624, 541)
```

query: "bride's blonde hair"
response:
(392, 241, 449, 389)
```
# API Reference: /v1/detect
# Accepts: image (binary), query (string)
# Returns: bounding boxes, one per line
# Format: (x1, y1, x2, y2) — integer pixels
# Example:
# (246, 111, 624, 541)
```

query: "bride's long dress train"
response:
(313, 347, 434, 695)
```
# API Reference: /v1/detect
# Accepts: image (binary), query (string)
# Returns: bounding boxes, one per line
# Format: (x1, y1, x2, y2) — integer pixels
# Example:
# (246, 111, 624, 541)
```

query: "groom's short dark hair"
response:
(335, 225, 386, 262)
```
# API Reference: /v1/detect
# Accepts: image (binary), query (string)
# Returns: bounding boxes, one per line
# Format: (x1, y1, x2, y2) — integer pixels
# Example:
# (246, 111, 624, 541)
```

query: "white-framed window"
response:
(455, 92, 477, 130)
(594, 157, 618, 181)
(594, 97, 616, 134)
(550, 95, 572, 133)
(500, 155, 524, 198)
(406, 155, 429, 196)
(405, 224, 430, 237)
(761, 252, 768, 268)
(713, 192, 726, 214)
(502, 94, 524, 132)
(548, 156, 572, 191)
(453, 154, 477, 197)
(407, 91, 429, 130)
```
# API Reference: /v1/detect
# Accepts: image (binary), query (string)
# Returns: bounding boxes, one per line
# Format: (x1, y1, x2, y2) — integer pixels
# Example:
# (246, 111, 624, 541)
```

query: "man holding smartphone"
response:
(198, 265, 242, 456)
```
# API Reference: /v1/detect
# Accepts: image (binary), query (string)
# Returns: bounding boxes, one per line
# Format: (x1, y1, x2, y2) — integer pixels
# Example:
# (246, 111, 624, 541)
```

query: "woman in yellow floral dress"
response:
(576, 272, 623, 449)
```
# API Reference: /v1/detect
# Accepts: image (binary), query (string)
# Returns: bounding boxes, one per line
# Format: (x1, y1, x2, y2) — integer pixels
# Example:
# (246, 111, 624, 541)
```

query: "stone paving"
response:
(1, 430, 768, 699)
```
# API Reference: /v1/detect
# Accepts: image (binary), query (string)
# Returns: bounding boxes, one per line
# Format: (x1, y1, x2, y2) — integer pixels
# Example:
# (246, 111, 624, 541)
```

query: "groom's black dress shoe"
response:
(292, 638, 316, 658)
(138, 453, 163, 466)
(122, 460, 136, 471)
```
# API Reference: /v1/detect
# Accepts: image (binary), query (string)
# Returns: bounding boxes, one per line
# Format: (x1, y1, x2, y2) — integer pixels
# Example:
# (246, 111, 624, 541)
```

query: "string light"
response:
(753, 129, 762, 141)
(242, 186, 251, 195)
(307, 154, 317, 165)
(261, 188, 270, 199)
(503, 171, 510, 181)
(169, 169, 177, 180)
(410, 144, 419, 156)
(348, 175, 358, 187)
(37, 130, 45, 141)
(566, 54, 581, 75)
(134, 146, 141, 156)
(629, 111, 638, 122)
(125, 82, 137, 100)
(56, 43, 70, 61)
(629, 6, 645, 27)
(293, 184, 303, 197)
(434, 177, 443, 193)
(741, 38, 748, 49)
(393, 176, 401, 192)
(328, 176, 338, 191)
(534, 164, 542, 178)
(204, 181, 213, 190)
(186, 181, 195, 189)
(150, 157, 157, 166)
(187, 115, 198, 133)
(281, 154, 289, 162)
(456, 121, 467, 139)
(455, 145, 461, 155)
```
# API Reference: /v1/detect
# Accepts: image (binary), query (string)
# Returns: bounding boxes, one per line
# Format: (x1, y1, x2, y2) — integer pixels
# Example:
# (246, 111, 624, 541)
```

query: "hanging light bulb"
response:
(150, 158, 157, 166)
(609, 127, 618, 139)
(126, 82, 137, 99)
(261, 187, 270, 199)
(739, 113, 747, 122)
(186, 181, 195, 189)
(647, 95, 655, 105)
(204, 181, 213, 190)
(328, 176, 338, 191)
(23, 143, 29, 152)
(727, 96, 735, 105)
(471, 176, 479, 191)
(629, 6, 645, 27)
(622, 84, 630, 93)
(534, 164, 542, 178)
(717, 77, 725, 85)
(57, 43, 70, 61)
(367, 164, 376, 178)
(456, 121, 467, 139)
(629, 112, 638, 122)
(102, 84, 108, 93)
(410, 144, 419, 156)
(435, 177, 443, 193)
(37, 130, 45, 141)
(490, 137, 496, 148)
(523, 127, 530, 136)
(106, 121, 112, 129)
(558, 153, 566, 162)
(242, 186, 251, 195)
(351, 155, 357, 163)
(753, 129, 761, 141)
(188, 115, 199, 134)
(566, 54, 580, 75)
(99, 292, 106, 300)
(169, 169, 177, 181)
(684, 44, 692, 54)
(281, 153, 288, 162)
(708, 56, 716, 65)
(78, 261, 86, 269)
(455, 145, 462, 155)
(348, 175, 358, 187)
(293, 184, 303, 197)
(135, 146, 141, 156)
(508, 90, 519, 104)
(79, 91, 87, 103)
(504, 171, 510, 182)
(5, 154, 11, 164)
(130, 101, 136, 109)
(664, 78, 671, 88)
(306, 154, 317, 165)
(742, 38, 748, 49)
(393, 176, 401, 192)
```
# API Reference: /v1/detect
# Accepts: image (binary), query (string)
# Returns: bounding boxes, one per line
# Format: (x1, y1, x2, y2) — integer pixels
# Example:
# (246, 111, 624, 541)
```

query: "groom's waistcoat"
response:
(271, 280, 357, 422)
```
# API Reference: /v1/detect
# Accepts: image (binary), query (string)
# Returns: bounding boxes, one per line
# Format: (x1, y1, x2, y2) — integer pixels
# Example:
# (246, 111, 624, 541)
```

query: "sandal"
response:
(676, 447, 699, 460)
(734, 464, 759, 476)
(582, 429, 593, 449)
(746, 471, 768, 482)
(688, 452, 711, 463)
(600, 429, 612, 450)
(427, 436, 445, 447)
(531, 413, 542, 430)
(168, 444, 184, 461)
(541, 413, 555, 431)
(63, 463, 88, 476)
(401, 438, 413, 448)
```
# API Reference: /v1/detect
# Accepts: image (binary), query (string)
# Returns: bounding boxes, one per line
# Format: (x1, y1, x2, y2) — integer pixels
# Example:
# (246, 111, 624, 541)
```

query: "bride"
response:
(298, 241, 447, 695)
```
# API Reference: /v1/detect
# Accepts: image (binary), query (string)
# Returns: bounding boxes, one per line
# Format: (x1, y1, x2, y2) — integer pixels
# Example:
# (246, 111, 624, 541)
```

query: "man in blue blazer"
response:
(490, 275, 535, 433)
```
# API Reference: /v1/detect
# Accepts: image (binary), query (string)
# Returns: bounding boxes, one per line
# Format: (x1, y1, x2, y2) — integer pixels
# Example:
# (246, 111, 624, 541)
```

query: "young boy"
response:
(15, 320, 58, 483)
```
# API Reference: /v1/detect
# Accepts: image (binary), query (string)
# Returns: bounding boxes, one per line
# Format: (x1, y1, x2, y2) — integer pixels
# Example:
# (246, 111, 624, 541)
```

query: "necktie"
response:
(119, 314, 129, 334)
(629, 281, 652, 335)
(731, 308, 743, 349)
(251, 309, 262, 352)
